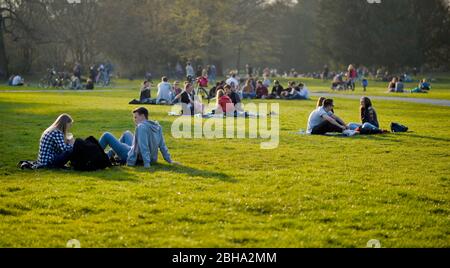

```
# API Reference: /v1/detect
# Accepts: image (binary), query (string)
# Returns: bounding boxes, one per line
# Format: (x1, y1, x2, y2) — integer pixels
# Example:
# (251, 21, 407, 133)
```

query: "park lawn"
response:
(2, 73, 450, 101)
(0, 88, 449, 248)
(277, 74, 450, 101)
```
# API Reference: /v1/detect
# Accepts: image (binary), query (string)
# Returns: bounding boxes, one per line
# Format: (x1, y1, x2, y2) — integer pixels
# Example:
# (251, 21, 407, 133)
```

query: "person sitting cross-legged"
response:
(156, 76, 173, 104)
(99, 107, 175, 167)
(307, 99, 355, 136)
(348, 97, 387, 134)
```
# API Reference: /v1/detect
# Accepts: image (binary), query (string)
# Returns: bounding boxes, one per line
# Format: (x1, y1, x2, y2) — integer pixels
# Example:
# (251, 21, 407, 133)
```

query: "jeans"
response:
(348, 122, 378, 131)
(242, 93, 256, 99)
(99, 131, 134, 163)
(51, 149, 73, 168)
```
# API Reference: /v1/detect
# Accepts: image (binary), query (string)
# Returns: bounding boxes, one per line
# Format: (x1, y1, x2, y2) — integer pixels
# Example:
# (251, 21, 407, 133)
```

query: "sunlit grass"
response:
(0, 82, 449, 248)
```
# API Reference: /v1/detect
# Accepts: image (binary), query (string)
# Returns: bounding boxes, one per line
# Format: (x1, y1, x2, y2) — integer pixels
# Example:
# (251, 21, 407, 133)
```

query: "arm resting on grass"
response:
(324, 115, 346, 130)
(158, 128, 172, 164)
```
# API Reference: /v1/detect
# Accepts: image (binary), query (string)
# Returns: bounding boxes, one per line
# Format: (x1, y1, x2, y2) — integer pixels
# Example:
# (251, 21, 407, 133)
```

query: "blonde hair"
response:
(317, 97, 326, 108)
(43, 114, 73, 139)
(216, 89, 225, 105)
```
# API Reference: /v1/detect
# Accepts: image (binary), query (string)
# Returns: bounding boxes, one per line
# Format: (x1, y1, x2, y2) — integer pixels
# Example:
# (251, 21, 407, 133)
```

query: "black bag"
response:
(71, 136, 111, 171)
(391, 122, 409, 133)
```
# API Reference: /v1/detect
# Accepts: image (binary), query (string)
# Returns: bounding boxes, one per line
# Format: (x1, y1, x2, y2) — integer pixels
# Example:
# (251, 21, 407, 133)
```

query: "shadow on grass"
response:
(324, 131, 450, 143)
(21, 163, 236, 183)
(168, 164, 236, 182)
(135, 162, 236, 182)
(401, 133, 450, 143)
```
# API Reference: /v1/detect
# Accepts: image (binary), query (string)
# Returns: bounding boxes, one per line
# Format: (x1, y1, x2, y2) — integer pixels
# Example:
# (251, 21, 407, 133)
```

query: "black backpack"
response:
(391, 122, 409, 133)
(71, 136, 111, 171)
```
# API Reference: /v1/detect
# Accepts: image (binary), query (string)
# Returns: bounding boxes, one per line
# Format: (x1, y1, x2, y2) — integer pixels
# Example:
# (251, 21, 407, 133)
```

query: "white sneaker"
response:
(343, 130, 358, 137)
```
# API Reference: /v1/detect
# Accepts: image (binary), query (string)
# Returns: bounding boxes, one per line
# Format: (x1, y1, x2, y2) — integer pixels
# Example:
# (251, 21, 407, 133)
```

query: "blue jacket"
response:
(127, 120, 172, 168)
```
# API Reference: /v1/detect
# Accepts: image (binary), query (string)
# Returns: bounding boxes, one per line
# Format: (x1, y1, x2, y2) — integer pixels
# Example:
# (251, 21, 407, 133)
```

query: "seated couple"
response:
(387, 77, 405, 93)
(307, 97, 386, 136)
(213, 85, 246, 116)
(173, 81, 205, 115)
(279, 81, 310, 100)
(130, 78, 183, 105)
(36, 108, 175, 169)
(242, 80, 269, 99)
(410, 79, 431, 93)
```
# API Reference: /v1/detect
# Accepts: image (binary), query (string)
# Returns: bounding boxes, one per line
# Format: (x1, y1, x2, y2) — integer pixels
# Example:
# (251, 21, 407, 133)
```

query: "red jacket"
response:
(218, 95, 233, 113)
(349, 69, 357, 79)
(197, 76, 208, 88)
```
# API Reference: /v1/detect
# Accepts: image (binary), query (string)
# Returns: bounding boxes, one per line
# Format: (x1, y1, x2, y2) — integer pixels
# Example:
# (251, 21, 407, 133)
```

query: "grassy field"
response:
(0, 79, 449, 248)
(3, 74, 450, 100)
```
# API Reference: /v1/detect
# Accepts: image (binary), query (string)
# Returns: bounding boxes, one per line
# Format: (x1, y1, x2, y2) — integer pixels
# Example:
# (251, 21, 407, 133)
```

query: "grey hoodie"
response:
(127, 120, 172, 168)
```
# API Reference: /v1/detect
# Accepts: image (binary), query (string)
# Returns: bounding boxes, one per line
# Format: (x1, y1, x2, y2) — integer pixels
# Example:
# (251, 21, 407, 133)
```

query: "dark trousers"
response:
(51, 149, 73, 168)
(312, 120, 343, 135)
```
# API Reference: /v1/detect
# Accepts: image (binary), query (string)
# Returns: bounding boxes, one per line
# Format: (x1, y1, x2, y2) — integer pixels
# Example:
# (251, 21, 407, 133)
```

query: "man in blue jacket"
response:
(99, 107, 174, 168)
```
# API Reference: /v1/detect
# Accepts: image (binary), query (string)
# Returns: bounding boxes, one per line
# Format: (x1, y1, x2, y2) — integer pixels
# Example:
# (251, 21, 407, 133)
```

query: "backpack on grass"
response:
(71, 136, 111, 171)
(391, 122, 409, 133)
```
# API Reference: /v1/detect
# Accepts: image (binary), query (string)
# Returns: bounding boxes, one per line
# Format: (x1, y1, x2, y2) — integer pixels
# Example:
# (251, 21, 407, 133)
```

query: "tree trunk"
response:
(0, 14, 9, 80)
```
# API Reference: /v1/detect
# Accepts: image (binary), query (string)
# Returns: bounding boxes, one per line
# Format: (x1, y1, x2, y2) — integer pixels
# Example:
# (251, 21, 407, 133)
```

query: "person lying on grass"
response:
(348, 97, 388, 135)
(307, 99, 356, 136)
(36, 114, 75, 169)
(99, 107, 176, 168)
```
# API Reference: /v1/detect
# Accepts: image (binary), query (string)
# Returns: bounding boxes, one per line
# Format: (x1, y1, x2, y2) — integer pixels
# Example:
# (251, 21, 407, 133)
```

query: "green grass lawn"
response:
(2, 73, 450, 101)
(0, 80, 449, 248)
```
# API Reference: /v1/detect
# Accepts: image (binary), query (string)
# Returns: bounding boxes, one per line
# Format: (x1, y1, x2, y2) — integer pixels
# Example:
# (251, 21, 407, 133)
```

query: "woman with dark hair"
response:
(349, 97, 385, 134)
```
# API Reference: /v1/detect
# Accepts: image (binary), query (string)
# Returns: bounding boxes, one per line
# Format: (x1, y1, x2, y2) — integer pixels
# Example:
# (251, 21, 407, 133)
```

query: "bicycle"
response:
(38, 69, 71, 89)
(96, 73, 115, 88)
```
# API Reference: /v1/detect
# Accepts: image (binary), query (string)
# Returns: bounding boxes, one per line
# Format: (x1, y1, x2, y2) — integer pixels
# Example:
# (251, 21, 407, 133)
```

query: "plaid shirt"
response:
(37, 130, 73, 167)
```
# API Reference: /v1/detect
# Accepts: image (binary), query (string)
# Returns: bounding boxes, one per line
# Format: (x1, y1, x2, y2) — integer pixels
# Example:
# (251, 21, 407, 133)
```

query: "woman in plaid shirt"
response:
(36, 114, 75, 168)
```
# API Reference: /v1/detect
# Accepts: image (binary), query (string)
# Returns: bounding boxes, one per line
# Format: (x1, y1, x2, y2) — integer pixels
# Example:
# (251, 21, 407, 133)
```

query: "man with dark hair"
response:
(307, 99, 355, 136)
(140, 80, 152, 102)
(225, 84, 243, 112)
(156, 76, 173, 104)
(99, 107, 174, 167)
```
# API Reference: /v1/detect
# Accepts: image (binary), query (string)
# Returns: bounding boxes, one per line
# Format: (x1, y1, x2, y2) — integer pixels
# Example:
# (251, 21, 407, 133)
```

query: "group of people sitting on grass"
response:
(307, 97, 387, 136)
(34, 107, 177, 169)
(33, 96, 392, 170)
(387, 77, 432, 93)
(130, 74, 311, 106)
